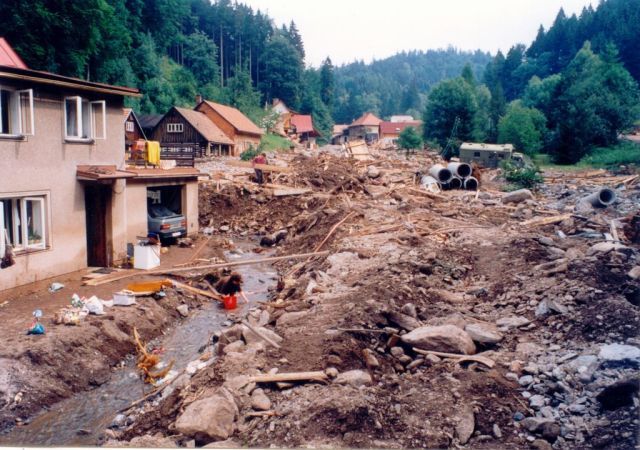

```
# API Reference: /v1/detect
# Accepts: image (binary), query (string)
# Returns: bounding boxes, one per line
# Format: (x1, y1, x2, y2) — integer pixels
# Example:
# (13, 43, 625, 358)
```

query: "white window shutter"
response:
(90, 101, 106, 140)
(0, 201, 5, 257)
(17, 89, 34, 135)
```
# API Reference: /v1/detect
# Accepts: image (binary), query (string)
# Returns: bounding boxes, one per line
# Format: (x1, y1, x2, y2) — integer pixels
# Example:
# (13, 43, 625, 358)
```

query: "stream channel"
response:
(1, 241, 277, 446)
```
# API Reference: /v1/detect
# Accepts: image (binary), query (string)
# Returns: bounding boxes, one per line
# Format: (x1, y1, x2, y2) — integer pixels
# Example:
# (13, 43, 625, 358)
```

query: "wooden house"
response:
(123, 108, 147, 154)
(195, 100, 263, 156)
(290, 114, 320, 149)
(379, 120, 422, 146)
(348, 112, 382, 143)
(151, 107, 233, 166)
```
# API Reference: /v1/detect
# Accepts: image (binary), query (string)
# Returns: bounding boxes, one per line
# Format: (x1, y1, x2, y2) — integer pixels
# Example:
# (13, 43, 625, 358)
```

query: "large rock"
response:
(455, 404, 475, 444)
(400, 325, 476, 355)
(464, 323, 503, 344)
(175, 388, 238, 440)
(334, 370, 372, 387)
(251, 388, 272, 411)
(598, 343, 640, 364)
(628, 266, 640, 280)
(502, 189, 534, 204)
(385, 311, 421, 331)
(242, 326, 283, 346)
(276, 311, 309, 328)
(496, 316, 530, 330)
(587, 242, 631, 256)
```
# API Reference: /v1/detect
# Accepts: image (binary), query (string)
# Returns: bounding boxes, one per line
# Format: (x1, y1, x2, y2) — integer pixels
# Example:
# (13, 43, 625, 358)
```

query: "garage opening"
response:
(147, 185, 186, 241)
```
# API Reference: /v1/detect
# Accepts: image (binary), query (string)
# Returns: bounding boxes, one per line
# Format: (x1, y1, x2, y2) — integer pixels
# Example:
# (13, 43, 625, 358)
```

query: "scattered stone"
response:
(598, 343, 640, 364)
(390, 346, 405, 358)
(502, 189, 534, 204)
(251, 388, 272, 411)
(586, 242, 630, 256)
(241, 326, 283, 346)
(455, 404, 475, 445)
(386, 310, 421, 331)
(425, 354, 441, 364)
(540, 421, 561, 442)
(362, 348, 380, 368)
(324, 367, 339, 378)
(219, 225, 230, 232)
(406, 358, 424, 370)
(202, 438, 242, 448)
(334, 370, 372, 387)
(175, 388, 238, 440)
(176, 304, 189, 317)
(521, 417, 555, 433)
(110, 414, 126, 428)
(628, 266, 640, 280)
(464, 322, 503, 344)
(276, 311, 309, 328)
(531, 439, 553, 450)
(529, 394, 546, 409)
(493, 424, 502, 439)
(223, 340, 246, 354)
(400, 325, 476, 355)
(596, 379, 640, 410)
(400, 303, 417, 318)
(366, 166, 381, 179)
(519, 375, 534, 386)
(496, 316, 530, 330)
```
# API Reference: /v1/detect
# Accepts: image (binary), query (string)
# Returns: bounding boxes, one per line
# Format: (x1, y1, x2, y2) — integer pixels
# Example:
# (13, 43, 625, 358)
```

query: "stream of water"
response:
(0, 241, 277, 446)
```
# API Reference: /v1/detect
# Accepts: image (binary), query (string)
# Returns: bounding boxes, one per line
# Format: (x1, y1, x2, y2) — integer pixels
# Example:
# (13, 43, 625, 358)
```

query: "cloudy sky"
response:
(241, 0, 595, 67)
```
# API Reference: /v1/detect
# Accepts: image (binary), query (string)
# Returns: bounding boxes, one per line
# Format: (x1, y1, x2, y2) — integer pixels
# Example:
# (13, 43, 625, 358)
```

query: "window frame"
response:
(0, 195, 49, 254)
(64, 96, 106, 142)
(0, 85, 34, 138)
(166, 123, 184, 133)
(125, 120, 135, 132)
(0, 201, 4, 257)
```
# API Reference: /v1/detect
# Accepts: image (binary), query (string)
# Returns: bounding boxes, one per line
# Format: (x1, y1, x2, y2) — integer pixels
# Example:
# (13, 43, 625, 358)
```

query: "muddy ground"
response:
(1, 148, 639, 449)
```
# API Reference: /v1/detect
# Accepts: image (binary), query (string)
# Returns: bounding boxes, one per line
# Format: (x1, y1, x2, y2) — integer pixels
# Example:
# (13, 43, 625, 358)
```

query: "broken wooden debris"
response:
(249, 371, 328, 384)
(226, 160, 293, 173)
(521, 214, 572, 227)
(412, 348, 495, 368)
(172, 280, 222, 301)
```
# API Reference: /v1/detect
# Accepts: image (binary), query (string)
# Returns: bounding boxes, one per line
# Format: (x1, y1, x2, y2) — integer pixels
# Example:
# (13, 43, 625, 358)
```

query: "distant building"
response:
(459, 142, 514, 168)
(137, 114, 162, 138)
(331, 125, 349, 145)
(290, 114, 320, 149)
(195, 100, 263, 156)
(348, 112, 382, 143)
(123, 108, 147, 156)
(379, 120, 422, 146)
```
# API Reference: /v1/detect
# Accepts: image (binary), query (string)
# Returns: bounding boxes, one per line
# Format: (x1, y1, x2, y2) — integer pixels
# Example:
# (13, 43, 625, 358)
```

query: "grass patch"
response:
(579, 141, 640, 168)
(500, 160, 543, 190)
(259, 133, 292, 153)
(532, 154, 586, 171)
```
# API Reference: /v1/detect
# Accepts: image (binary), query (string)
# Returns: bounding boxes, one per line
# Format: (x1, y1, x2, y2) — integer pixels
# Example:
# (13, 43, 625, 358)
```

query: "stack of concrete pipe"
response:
(423, 162, 478, 191)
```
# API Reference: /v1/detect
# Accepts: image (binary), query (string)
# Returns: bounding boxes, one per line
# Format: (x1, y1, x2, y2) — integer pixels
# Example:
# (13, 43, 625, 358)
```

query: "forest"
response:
(1, 0, 639, 162)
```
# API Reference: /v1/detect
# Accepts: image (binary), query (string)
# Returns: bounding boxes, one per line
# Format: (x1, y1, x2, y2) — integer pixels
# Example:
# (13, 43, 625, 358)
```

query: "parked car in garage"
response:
(147, 204, 186, 241)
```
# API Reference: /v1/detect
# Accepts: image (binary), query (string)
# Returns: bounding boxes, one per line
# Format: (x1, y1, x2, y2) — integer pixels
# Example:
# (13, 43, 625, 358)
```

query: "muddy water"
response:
(0, 241, 277, 446)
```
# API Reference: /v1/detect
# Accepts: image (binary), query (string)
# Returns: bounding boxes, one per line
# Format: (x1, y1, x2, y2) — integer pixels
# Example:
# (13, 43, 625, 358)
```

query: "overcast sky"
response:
(240, 0, 595, 67)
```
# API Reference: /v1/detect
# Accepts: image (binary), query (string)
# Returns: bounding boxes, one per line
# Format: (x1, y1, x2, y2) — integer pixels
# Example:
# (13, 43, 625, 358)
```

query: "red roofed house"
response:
(290, 114, 320, 149)
(348, 112, 382, 143)
(379, 120, 422, 146)
(195, 99, 263, 156)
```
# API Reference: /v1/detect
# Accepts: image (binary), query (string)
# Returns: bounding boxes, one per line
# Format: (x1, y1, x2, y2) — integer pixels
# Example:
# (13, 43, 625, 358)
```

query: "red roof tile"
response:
(199, 100, 263, 136)
(379, 121, 422, 135)
(290, 114, 315, 134)
(0, 38, 27, 69)
(350, 112, 382, 127)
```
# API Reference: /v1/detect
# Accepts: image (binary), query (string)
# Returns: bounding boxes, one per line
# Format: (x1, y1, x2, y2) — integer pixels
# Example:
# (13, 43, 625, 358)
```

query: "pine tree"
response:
(319, 57, 335, 108)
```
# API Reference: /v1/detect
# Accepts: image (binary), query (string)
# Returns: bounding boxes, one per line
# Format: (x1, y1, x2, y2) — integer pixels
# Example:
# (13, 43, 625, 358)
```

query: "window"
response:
(0, 87, 34, 136)
(474, 152, 481, 157)
(64, 96, 106, 140)
(125, 121, 135, 132)
(166, 123, 183, 133)
(0, 196, 47, 255)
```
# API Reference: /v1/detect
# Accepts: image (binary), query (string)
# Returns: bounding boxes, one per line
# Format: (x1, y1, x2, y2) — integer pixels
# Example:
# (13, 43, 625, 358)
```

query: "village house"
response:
(195, 99, 263, 156)
(0, 39, 200, 290)
(150, 106, 234, 164)
(270, 98, 293, 136)
(348, 112, 382, 143)
(459, 142, 514, 168)
(379, 120, 422, 146)
(331, 124, 349, 145)
(289, 114, 320, 149)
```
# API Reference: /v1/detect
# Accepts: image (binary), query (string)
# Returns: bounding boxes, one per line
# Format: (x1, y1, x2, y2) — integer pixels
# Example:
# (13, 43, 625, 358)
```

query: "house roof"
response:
(0, 38, 27, 69)
(138, 114, 163, 131)
(174, 107, 233, 145)
(290, 114, 319, 136)
(199, 100, 264, 136)
(379, 120, 422, 135)
(350, 112, 382, 127)
(332, 124, 348, 136)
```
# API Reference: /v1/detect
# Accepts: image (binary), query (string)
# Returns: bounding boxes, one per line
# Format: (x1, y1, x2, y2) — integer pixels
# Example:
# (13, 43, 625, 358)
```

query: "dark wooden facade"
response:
(124, 109, 146, 153)
(151, 108, 207, 164)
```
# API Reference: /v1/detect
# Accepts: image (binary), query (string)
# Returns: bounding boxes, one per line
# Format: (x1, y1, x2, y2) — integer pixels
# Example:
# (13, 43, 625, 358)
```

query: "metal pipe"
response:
(447, 162, 472, 179)
(582, 188, 616, 208)
(447, 177, 463, 190)
(429, 164, 453, 184)
(464, 177, 479, 191)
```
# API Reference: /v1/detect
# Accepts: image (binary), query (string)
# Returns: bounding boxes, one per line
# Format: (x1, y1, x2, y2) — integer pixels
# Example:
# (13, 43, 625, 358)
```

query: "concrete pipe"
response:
(429, 164, 453, 184)
(583, 188, 617, 208)
(447, 177, 463, 190)
(464, 177, 479, 191)
(447, 162, 472, 179)
(420, 175, 440, 190)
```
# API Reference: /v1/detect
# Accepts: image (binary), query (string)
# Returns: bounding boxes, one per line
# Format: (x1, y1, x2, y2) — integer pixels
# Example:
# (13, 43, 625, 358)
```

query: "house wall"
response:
(124, 178, 199, 244)
(125, 113, 144, 144)
(0, 81, 127, 290)
(195, 103, 262, 156)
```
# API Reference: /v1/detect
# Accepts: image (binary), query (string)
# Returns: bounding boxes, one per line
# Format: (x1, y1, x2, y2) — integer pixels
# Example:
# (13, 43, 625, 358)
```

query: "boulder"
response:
(242, 326, 283, 346)
(334, 370, 372, 387)
(627, 266, 640, 280)
(276, 311, 309, 328)
(176, 304, 189, 317)
(464, 323, 503, 344)
(598, 343, 640, 364)
(400, 325, 476, 355)
(366, 166, 381, 179)
(455, 404, 475, 444)
(223, 340, 246, 354)
(586, 242, 631, 256)
(385, 310, 421, 331)
(521, 417, 555, 433)
(175, 388, 238, 440)
(400, 303, 417, 318)
(502, 189, 534, 204)
(496, 316, 530, 330)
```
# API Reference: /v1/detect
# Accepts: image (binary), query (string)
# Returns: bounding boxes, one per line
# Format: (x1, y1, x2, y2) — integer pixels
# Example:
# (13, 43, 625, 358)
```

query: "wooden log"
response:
(85, 251, 330, 286)
(521, 214, 572, 227)
(241, 320, 281, 349)
(226, 160, 293, 173)
(249, 371, 328, 384)
(172, 280, 222, 301)
(407, 187, 446, 200)
(313, 212, 356, 252)
(412, 348, 495, 368)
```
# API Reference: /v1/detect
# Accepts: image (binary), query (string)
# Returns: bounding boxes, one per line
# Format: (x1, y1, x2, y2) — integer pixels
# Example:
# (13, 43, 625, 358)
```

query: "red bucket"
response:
(223, 295, 237, 310)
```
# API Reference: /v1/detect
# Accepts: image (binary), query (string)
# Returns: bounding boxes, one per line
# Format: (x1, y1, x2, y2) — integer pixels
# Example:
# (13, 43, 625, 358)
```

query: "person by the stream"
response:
(252, 152, 268, 184)
(215, 272, 249, 309)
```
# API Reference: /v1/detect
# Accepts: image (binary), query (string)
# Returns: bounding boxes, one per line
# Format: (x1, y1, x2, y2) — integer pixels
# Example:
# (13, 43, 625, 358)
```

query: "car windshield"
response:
(148, 204, 178, 218)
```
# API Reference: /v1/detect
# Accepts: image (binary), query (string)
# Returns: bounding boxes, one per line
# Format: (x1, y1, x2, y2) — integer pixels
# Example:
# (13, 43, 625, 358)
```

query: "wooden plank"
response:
(226, 160, 293, 173)
(521, 214, 572, 227)
(85, 251, 330, 286)
(172, 280, 222, 301)
(249, 371, 328, 383)
(412, 348, 495, 368)
(267, 187, 312, 197)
